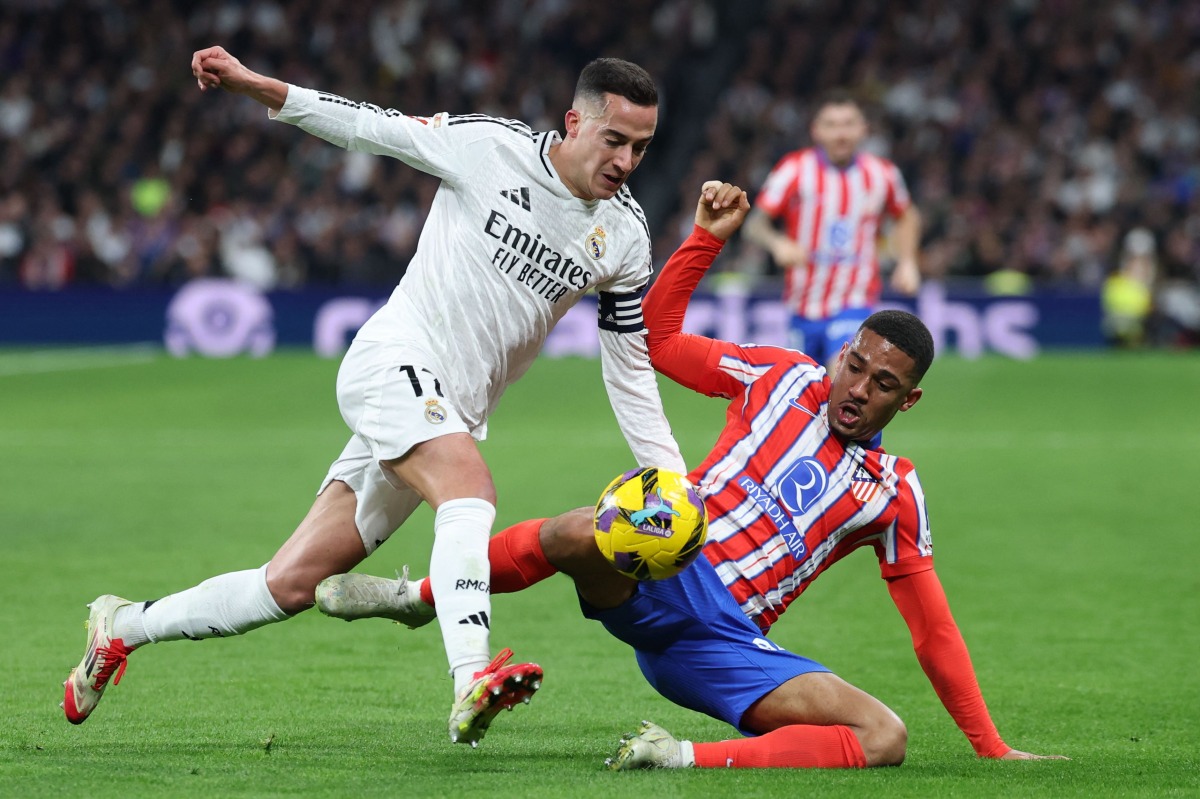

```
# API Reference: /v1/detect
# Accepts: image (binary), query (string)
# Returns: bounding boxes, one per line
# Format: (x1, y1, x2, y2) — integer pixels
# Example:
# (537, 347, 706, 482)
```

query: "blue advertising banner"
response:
(0, 280, 1103, 358)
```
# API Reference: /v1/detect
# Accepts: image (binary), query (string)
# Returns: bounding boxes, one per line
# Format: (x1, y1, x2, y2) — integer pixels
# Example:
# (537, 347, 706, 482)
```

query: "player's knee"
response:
(539, 506, 596, 566)
(541, 506, 636, 608)
(860, 711, 907, 767)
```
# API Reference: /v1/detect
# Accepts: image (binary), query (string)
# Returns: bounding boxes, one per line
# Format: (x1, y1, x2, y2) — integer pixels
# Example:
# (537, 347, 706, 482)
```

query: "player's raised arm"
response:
(643, 182, 778, 400)
(191, 46, 288, 111)
(695, 181, 750, 241)
(644, 181, 748, 344)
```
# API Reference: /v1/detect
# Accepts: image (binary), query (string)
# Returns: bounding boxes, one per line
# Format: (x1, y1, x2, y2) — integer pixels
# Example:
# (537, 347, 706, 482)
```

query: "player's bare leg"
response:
(382, 433, 541, 745)
(739, 672, 907, 766)
(63, 481, 368, 724)
(611, 672, 905, 769)
(538, 507, 636, 608)
(266, 481, 369, 612)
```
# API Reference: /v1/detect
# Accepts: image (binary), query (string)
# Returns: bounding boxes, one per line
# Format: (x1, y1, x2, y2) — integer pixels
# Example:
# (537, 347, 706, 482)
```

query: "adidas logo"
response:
(500, 187, 531, 211)
(458, 611, 491, 629)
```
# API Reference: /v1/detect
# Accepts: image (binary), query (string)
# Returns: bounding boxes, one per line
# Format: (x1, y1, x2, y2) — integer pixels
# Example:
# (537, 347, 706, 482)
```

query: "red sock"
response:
(488, 517, 556, 593)
(692, 725, 867, 768)
(418, 518, 557, 607)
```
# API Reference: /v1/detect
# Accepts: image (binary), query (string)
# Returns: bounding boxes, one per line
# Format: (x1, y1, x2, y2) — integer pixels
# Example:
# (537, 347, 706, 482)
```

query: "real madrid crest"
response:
(424, 399, 447, 424)
(586, 225, 607, 259)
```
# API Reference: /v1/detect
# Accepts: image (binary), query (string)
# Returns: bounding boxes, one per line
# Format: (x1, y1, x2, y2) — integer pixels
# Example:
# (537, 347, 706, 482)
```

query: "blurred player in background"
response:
(324, 182, 1064, 768)
(62, 46, 686, 748)
(744, 91, 922, 372)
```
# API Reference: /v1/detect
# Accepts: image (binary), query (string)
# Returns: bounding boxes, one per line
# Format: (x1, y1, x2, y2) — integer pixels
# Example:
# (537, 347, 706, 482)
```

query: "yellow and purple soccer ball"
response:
(593, 467, 708, 581)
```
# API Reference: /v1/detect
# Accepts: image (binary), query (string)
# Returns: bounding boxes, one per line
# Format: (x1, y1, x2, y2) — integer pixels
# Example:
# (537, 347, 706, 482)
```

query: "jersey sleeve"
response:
(644, 225, 803, 400)
(886, 569, 1010, 758)
(754, 153, 800, 219)
(595, 223, 685, 474)
(597, 324, 686, 474)
(271, 85, 526, 185)
(874, 463, 934, 578)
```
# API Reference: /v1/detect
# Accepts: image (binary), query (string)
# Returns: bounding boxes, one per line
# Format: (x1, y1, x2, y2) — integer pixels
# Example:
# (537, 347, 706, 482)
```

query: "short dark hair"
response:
(813, 88, 862, 117)
(575, 58, 657, 108)
(861, 310, 935, 382)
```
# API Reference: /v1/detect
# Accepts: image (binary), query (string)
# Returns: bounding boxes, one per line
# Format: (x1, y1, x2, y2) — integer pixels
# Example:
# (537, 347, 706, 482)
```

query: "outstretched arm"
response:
(192, 46, 488, 184)
(887, 569, 1067, 760)
(192, 46, 288, 111)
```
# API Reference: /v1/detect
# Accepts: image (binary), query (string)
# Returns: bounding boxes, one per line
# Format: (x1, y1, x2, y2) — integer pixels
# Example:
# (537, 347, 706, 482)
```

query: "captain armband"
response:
(596, 289, 646, 333)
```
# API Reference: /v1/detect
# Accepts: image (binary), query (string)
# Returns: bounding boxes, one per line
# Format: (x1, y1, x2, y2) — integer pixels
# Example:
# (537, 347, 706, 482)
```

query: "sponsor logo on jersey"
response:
(829, 218, 853, 254)
(424, 400, 447, 424)
(500, 187, 531, 211)
(850, 465, 882, 502)
(586, 225, 607, 259)
(779, 457, 828, 515)
(484, 209, 594, 302)
(737, 476, 808, 558)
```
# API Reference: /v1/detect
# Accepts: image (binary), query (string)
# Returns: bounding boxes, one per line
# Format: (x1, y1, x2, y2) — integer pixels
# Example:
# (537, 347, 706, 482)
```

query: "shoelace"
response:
(393, 565, 409, 595)
(479, 647, 514, 676)
(92, 641, 132, 690)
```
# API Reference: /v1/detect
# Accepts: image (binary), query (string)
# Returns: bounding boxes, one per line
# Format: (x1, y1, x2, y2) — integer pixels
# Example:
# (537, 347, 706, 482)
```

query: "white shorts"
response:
(320, 338, 473, 553)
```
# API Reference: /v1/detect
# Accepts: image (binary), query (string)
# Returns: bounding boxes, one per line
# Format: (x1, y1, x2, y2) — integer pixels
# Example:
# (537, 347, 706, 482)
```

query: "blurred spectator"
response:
(658, 0, 1200, 321)
(0, 0, 1196, 342)
(1102, 227, 1156, 346)
(0, 0, 715, 289)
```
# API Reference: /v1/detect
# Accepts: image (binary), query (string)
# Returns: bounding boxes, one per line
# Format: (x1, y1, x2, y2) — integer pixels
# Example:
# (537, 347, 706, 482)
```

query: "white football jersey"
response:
(273, 86, 684, 472)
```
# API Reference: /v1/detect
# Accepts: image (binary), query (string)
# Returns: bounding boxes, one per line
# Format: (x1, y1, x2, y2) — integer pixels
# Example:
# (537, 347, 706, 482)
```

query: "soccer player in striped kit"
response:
(744, 91, 922, 372)
(325, 182, 1064, 768)
(61, 46, 686, 749)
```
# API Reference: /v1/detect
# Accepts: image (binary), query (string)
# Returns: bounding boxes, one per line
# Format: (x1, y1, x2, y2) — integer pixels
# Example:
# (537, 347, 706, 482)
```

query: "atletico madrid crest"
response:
(850, 466, 881, 503)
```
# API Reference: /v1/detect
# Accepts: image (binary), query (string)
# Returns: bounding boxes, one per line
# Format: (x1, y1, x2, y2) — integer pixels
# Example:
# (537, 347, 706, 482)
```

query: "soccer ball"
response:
(593, 467, 708, 581)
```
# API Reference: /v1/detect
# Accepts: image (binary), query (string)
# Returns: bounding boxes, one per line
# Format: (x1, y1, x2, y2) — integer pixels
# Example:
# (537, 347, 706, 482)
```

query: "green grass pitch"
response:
(0, 347, 1197, 798)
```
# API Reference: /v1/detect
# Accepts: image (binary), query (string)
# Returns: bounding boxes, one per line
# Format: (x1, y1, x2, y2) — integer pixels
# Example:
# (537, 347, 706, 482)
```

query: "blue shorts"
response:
(580, 557, 829, 735)
(788, 307, 872, 366)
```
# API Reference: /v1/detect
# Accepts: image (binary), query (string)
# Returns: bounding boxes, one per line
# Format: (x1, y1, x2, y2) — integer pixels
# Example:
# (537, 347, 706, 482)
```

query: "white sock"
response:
(126, 565, 288, 644)
(678, 740, 696, 768)
(113, 603, 150, 649)
(428, 497, 495, 694)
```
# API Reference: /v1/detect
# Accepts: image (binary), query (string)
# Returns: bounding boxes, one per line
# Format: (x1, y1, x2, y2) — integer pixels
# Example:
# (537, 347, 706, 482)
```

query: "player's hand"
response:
(998, 748, 1070, 760)
(696, 181, 750, 241)
(890, 256, 921, 294)
(191, 46, 253, 94)
(770, 238, 809, 269)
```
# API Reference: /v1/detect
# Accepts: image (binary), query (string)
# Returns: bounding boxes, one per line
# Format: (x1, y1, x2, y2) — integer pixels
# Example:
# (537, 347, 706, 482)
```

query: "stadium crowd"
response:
(1, 0, 1197, 342)
(0, 0, 722, 290)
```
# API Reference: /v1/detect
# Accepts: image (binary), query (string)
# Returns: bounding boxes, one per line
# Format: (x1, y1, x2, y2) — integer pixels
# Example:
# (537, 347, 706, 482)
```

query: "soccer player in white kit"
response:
(61, 45, 685, 748)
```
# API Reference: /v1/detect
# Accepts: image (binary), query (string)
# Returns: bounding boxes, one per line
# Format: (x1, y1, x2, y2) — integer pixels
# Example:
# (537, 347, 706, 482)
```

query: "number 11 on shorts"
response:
(399, 365, 444, 397)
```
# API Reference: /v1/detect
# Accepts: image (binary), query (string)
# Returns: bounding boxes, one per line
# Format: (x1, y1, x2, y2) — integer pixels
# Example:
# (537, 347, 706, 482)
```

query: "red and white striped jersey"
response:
(685, 342, 933, 632)
(756, 148, 911, 320)
(643, 228, 1009, 759)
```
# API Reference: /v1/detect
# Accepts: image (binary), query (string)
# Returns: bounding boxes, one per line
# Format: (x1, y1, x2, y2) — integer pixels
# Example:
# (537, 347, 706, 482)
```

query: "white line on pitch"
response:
(0, 345, 160, 376)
